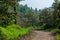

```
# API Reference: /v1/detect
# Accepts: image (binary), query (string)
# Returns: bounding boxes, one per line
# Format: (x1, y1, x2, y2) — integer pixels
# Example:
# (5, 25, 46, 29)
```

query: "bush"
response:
(6, 24, 22, 38)
(56, 34, 60, 40)
(0, 27, 13, 40)
(0, 24, 31, 40)
(52, 28, 60, 34)
(35, 25, 45, 30)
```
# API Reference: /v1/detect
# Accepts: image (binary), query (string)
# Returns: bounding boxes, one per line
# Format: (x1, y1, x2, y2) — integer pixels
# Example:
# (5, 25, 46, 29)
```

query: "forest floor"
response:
(15, 30, 56, 40)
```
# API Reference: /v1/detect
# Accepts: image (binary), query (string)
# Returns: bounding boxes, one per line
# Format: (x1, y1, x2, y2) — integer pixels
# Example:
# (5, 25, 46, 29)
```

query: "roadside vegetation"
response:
(0, 24, 33, 40)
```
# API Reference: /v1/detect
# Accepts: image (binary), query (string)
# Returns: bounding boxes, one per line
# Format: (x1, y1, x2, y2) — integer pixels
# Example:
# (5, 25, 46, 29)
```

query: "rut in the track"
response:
(16, 31, 56, 40)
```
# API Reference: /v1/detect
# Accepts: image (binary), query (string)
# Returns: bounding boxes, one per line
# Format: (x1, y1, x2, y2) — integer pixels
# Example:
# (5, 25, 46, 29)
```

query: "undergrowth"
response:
(0, 24, 32, 40)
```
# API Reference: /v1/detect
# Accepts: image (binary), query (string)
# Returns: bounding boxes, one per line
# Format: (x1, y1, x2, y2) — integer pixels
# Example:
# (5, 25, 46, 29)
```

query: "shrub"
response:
(0, 27, 13, 40)
(6, 24, 22, 38)
(6, 24, 30, 37)
(56, 34, 60, 40)
(35, 25, 45, 30)
(52, 28, 60, 34)
(0, 24, 30, 40)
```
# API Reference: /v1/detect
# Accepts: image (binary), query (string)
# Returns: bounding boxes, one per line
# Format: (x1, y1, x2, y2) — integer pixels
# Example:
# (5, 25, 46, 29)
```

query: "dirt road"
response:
(16, 31, 55, 40)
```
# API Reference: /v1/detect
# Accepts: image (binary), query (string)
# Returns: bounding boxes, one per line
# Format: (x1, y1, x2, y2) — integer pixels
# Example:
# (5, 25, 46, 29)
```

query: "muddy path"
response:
(15, 30, 56, 40)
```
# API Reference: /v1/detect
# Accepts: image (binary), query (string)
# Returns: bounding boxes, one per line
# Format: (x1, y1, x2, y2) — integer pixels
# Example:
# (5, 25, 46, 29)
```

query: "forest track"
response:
(15, 30, 56, 40)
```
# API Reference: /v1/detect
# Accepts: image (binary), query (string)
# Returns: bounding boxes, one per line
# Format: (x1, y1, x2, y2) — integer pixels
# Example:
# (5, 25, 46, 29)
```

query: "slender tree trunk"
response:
(14, 6, 17, 24)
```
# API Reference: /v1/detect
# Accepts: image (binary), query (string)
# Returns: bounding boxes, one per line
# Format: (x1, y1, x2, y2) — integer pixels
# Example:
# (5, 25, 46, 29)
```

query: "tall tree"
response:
(0, 0, 21, 27)
(52, 0, 60, 28)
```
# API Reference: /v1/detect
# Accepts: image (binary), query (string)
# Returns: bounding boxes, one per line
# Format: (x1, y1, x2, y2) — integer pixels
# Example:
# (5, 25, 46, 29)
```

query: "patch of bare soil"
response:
(15, 30, 56, 40)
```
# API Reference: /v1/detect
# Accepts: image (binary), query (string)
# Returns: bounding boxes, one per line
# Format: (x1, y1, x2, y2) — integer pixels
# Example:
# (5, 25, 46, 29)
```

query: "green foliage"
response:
(0, 0, 17, 27)
(51, 28, 60, 34)
(6, 24, 22, 38)
(56, 34, 60, 40)
(34, 25, 45, 30)
(0, 0, 24, 27)
(19, 28, 29, 36)
(0, 27, 13, 40)
(17, 5, 39, 27)
(6, 24, 30, 36)
(0, 24, 31, 40)
(52, 0, 60, 28)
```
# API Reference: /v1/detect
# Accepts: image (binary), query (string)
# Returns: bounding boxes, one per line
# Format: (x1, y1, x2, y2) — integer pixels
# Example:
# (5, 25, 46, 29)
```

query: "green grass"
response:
(56, 34, 60, 40)
(0, 24, 32, 40)
(0, 27, 13, 40)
